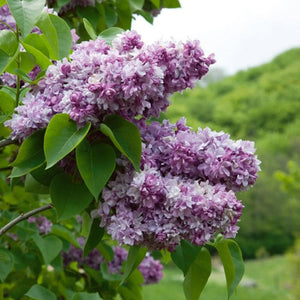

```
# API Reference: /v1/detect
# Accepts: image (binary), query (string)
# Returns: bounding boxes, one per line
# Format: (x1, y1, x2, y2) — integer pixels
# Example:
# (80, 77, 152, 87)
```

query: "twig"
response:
(0, 203, 54, 236)
(0, 138, 16, 148)
(0, 166, 12, 171)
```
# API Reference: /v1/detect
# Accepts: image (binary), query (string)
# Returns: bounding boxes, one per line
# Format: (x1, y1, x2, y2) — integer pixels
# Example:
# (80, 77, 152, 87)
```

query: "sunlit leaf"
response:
(44, 114, 91, 169)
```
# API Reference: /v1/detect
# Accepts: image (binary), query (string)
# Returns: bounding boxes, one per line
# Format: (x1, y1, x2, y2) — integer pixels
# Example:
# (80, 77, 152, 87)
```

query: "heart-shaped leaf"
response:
(76, 141, 116, 199)
(25, 284, 56, 300)
(50, 173, 93, 220)
(10, 129, 45, 178)
(213, 239, 245, 299)
(183, 247, 212, 300)
(44, 114, 91, 169)
(32, 234, 62, 265)
(83, 218, 104, 257)
(100, 115, 141, 171)
(0, 248, 14, 282)
(72, 292, 102, 300)
(121, 245, 147, 284)
(171, 240, 202, 275)
(99, 27, 124, 45)
(83, 18, 97, 40)
(36, 12, 73, 60)
(7, 0, 45, 38)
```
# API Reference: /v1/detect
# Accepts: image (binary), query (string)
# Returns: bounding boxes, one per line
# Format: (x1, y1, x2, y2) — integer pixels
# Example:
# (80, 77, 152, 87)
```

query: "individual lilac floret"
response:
(139, 118, 261, 192)
(94, 166, 243, 251)
(6, 32, 214, 140)
(28, 215, 52, 234)
(62, 242, 163, 285)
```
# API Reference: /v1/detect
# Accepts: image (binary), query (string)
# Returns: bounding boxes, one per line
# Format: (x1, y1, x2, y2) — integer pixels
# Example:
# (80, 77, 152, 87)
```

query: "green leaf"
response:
(21, 41, 52, 70)
(171, 240, 202, 275)
(121, 245, 147, 284)
(44, 114, 91, 169)
(0, 0, 6, 7)
(6, 50, 36, 75)
(30, 163, 63, 186)
(104, 5, 118, 28)
(213, 239, 245, 299)
(119, 269, 143, 300)
(72, 292, 102, 300)
(7, 0, 45, 38)
(163, 0, 181, 8)
(83, 18, 97, 40)
(136, 10, 153, 24)
(36, 12, 73, 60)
(99, 27, 124, 45)
(129, 0, 145, 12)
(25, 284, 56, 300)
(83, 218, 104, 257)
(76, 141, 116, 199)
(25, 173, 49, 194)
(0, 90, 16, 116)
(0, 30, 18, 56)
(32, 234, 63, 265)
(50, 173, 93, 220)
(0, 36, 19, 75)
(0, 248, 14, 282)
(183, 247, 212, 300)
(115, 0, 132, 29)
(10, 129, 45, 178)
(100, 115, 141, 171)
(24, 33, 50, 57)
(101, 263, 123, 282)
(97, 242, 114, 262)
(150, 0, 160, 8)
(51, 224, 81, 247)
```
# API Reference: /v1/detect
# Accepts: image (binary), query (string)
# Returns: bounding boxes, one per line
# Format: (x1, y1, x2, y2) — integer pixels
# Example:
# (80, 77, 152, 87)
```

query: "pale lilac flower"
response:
(28, 215, 53, 234)
(6, 32, 214, 140)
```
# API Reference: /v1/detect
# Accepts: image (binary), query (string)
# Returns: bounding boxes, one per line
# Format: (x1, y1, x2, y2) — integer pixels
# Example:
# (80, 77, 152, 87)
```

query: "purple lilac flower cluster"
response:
(92, 119, 260, 251)
(5, 31, 214, 140)
(62, 239, 163, 285)
(27, 215, 53, 234)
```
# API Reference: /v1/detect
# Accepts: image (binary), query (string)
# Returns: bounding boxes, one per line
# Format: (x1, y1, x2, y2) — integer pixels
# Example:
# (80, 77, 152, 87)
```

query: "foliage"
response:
(166, 48, 300, 258)
(47, 0, 181, 40)
(0, 0, 255, 299)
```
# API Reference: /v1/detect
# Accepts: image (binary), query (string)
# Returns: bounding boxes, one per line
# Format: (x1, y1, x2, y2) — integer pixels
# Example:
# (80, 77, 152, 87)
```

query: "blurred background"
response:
(132, 1, 300, 299)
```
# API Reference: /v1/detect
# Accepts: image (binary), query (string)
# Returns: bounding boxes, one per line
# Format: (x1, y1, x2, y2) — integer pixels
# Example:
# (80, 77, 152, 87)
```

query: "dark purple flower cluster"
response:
(5, 31, 214, 140)
(27, 215, 53, 234)
(92, 119, 260, 251)
(62, 240, 163, 285)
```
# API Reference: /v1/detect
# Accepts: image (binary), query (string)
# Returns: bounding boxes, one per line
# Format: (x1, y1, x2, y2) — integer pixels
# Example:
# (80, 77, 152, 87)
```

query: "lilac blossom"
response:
(62, 242, 163, 285)
(6, 31, 214, 140)
(94, 166, 243, 251)
(138, 254, 163, 284)
(92, 119, 260, 250)
(28, 215, 53, 234)
(139, 118, 261, 192)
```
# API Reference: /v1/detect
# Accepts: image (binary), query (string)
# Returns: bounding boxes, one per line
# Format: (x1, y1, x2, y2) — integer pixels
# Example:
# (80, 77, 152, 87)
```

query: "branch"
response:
(0, 138, 16, 148)
(0, 203, 54, 236)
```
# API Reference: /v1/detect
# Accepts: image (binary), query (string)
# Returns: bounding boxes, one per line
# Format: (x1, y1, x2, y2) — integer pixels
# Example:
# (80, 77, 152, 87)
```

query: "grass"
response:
(142, 256, 293, 300)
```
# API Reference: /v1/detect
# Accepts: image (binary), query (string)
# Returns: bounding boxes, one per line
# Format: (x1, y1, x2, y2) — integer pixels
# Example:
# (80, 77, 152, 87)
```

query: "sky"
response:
(132, 0, 300, 74)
